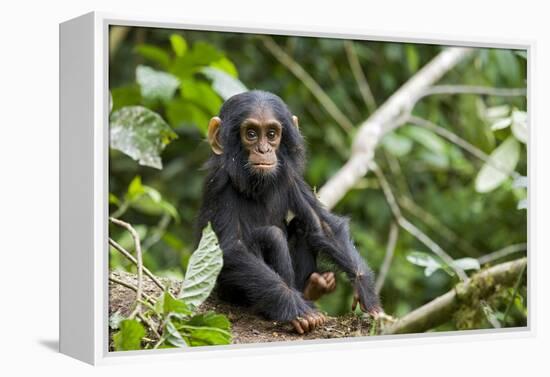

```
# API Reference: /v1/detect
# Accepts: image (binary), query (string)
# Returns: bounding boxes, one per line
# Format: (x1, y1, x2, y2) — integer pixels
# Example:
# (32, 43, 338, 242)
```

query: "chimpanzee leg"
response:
(252, 226, 295, 287)
(287, 218, 318, 292)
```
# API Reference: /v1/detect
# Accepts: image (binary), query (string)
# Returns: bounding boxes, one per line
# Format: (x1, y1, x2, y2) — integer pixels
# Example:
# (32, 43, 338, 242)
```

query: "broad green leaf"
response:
(176, 313, 232, 346)
(475, 137, 520, 193)
(406, 251, 442, 277)
(201, 67, 247, 100)
(452, 258, 480, 272)
(110, 106, 178, 169)
(382, 132, 413, 157)
(164, 319, 188, 348)
(180, 78, 223, 115)
(210, 57, 238, 78)
(135, 44, 171, 69)
(403, 126, 447, 155)
(109, 193, 120, 206)
(162, 292, 193, 315)
(485, 105, 510, 120)
(517, 199, 527, 210)
(125, 176, 180, 221)
(166, 99, 210, 134)
(178, 223, 223, 308)
(170, 34, 188, 57)
(136, 65, 180, 103)
(511, 110, 527, 143)
(113, 319, 145, 351)
(491, 117, 512, 131)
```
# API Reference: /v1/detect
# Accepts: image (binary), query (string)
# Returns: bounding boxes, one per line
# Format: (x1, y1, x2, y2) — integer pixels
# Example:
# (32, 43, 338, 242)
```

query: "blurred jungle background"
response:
(108, 25, 527, 341)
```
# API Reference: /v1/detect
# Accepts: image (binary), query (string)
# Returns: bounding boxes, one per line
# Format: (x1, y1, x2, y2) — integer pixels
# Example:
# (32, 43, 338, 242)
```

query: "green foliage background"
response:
(109, 26, 527, 331)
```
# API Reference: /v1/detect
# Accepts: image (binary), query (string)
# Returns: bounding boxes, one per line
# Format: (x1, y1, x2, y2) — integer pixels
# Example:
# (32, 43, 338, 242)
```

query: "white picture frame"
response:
(59, 11, 533, 365)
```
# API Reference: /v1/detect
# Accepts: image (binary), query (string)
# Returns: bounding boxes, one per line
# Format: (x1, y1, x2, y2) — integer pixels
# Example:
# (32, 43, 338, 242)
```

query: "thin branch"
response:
(344, 41, 377, 114)
(108, 276, 155, 305)
(109, 238, 165, 291)
(137, 312, 161, 339)
(479, 243, 528, 265)
(384, 257, 527, 334)
(502, 262, 527, 322)
(407, 115, 520, 179)
(416, 85, 526, 101)
(319, 47, 473, 208)
(110, 217, 144, 319)
(371, 162, 468, 281)
(260, 36, 354, 133)
(375, 222, 399, 294)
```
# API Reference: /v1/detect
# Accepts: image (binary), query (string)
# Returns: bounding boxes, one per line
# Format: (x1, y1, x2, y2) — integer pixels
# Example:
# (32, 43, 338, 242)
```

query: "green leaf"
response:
(517, 199, 527, 210)
(403, 126, 447, 155)
(180, 78, 223, 115)
(111, 85, 142, 112)
(381, 132, 413, 157)
(176, 312, 232, 346)
(136, 65, 180, 103)
(135, 44, 171, 69)
(165, 99, 210, 134)
(491, 117, 512, 131)
(162, 292, 193, 315)
(475, 137, 520, 193)
(201, 67, 247, 100)
(178, 223, 223, 308)
(452, 258, 480, 272)
(513, 175, 528, 189)
(113, 319, 145, 351)
(210, 57, 239, 78)
(125, 176, 180, 221)
(110, 106, 178, 169)
(511, 110, 527, 143)
(164, 319, 188, 348)
(170, 34, 188, 57)
(485, 105, 510, 120)
(406, 251, 442, 277)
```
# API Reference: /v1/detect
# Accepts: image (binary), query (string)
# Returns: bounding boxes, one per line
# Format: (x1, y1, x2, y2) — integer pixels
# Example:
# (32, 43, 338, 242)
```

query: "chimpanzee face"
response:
(238, 108, 282, 175)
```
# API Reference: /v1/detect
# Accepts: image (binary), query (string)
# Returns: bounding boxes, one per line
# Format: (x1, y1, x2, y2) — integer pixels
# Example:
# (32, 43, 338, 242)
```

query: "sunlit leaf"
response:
(382, 132, 413, 157)
(403, 126, 447, 155)
(170, 34, 188, 57)
(511, 110, 527, 143)
(210, 57, 238, 78)
(178, 223, 223, 308)
(201, 67, 247, 100)
(161, 292, 193, 316)
(517, 199, 527, 210)
(110, 106, 178, 169)
(125, 176, 180, 221)
(475, 137, 519, 193)
(136, 65, 180, 103)
(491, 117, 512, 131)
(513, 175, 528, 189)
(485, 105, 510, 120)
(113, 319, 145, 351)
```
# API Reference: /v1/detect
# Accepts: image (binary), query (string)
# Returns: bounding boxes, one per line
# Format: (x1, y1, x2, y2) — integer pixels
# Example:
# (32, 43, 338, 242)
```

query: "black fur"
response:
(197, 90, 380, 322)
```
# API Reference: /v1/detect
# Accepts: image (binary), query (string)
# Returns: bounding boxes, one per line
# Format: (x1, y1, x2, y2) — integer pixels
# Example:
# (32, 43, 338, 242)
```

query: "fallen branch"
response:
(383, 257, 527, 335)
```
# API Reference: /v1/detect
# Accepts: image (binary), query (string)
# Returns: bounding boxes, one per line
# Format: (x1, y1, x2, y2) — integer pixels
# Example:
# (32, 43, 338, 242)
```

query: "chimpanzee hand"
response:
(351, 273, 381, 317)
(290, 311, 326, 334)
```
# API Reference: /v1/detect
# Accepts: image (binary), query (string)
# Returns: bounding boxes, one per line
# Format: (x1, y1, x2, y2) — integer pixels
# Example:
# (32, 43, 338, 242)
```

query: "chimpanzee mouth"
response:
(253, 163, 275, 167)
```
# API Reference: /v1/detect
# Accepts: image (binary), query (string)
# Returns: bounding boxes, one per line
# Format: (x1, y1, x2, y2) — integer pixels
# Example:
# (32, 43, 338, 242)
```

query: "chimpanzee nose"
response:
(258, 143, 270, 154)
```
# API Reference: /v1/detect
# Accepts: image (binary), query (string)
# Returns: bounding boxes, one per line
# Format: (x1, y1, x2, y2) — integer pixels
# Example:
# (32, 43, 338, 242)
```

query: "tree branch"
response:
(344, 41, 377, 114)
(375, 222, 399, 294)
(383, 258, 527, 334)
(318, 47, 474, 208)
(110, 217, 144, 319)
(416, 85, 526, 100)
(260, 36, 355, 133)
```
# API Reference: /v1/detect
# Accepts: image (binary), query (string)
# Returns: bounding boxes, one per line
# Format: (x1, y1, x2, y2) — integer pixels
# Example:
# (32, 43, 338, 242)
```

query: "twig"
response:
(384, 258, 527, 334)
(109, 238, 166, 291)
(319, 47, 473, 208)
(416, 85, 526, 101)
(478, 243, 527, 265)
(371, 162, 468, 281)
(142, 213, 171, 251)
(407, 115, 520, 179)
(110, 217, 144, 319)
(375, 222, 399, 294)
(260, 36, 354, 133)
(502, 262, 527, 323)
(344, 41, 377, 114)
(108, 276, 155, 305)
(137, 312, 161, 339)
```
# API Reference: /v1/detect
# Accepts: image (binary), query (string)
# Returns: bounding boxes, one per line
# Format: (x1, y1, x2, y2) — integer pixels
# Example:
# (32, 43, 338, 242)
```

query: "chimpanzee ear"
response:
(207, 116, 223, 155)
(292, 115, 299, 129)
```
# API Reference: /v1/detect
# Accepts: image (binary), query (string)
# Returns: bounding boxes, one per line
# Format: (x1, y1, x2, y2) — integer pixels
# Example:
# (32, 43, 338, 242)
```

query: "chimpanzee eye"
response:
(267, 129, 276, 140)
(246, 129, 257, 140)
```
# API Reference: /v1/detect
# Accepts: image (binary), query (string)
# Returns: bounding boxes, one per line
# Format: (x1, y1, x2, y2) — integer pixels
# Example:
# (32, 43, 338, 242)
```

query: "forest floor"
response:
(109, 271, 373, 345)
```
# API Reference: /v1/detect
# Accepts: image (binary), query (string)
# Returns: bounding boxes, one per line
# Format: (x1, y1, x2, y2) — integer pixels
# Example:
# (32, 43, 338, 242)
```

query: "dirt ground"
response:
(109, 271, 373, 345)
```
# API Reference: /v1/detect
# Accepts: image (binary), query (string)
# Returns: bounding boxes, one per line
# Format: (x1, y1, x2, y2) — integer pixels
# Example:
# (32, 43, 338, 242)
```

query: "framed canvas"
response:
(59, 12, 532, 365)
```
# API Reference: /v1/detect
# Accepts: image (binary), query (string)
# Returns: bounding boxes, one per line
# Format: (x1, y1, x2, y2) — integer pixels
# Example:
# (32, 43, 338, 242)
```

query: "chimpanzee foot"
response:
(291, 311, 326, 334)
(303, 272, 337, 301)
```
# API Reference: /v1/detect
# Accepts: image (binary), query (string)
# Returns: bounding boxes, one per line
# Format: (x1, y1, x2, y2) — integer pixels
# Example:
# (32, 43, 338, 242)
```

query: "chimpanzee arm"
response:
(290, 181, 381, 313)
